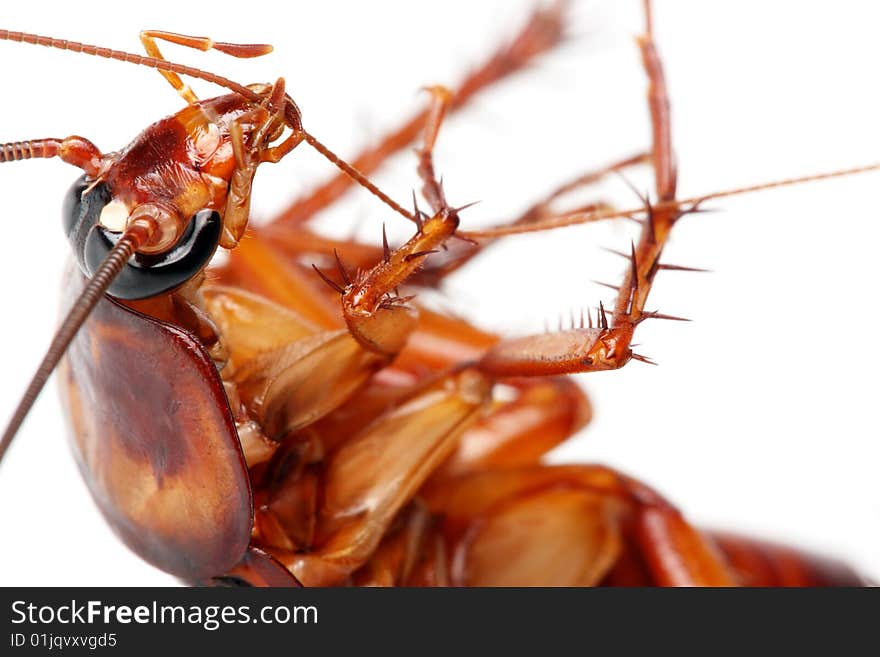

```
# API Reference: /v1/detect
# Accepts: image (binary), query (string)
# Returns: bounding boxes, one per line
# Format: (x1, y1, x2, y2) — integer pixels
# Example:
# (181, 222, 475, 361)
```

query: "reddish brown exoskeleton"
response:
(0, 2, 875, 586)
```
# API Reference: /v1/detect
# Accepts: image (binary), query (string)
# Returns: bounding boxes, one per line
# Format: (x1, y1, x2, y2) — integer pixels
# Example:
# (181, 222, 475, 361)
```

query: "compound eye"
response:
(64, 175, 222, 300)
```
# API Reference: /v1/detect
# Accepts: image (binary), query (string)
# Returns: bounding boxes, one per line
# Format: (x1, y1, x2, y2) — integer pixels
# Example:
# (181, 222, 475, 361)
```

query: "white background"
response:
(0, 0, 877, 586)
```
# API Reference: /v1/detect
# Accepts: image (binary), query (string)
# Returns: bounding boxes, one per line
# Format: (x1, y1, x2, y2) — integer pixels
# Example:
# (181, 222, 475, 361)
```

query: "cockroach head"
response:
(63, 177, 221, 300)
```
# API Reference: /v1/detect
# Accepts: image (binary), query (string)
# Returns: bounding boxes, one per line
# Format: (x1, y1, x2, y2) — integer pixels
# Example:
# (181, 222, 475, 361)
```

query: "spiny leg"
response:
(477, 0, 688, 378)
(407, 58, 650, 279)
(303, 93, 467, 356)
(266, 1, 569, 227)
(139, 29, 272, 103)
(264, 78, 646, 288)
(256, 86, 635, 370)
(227, 1, 677, 382)
(330, 205, 462, 357)
(213, 227, 502, 369)
(415, 86, 455, 215)
(610, 0, 680, 325)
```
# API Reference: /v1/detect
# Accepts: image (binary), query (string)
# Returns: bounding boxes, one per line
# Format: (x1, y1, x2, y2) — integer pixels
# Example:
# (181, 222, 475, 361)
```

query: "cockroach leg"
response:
(218, 221, 500, 370)
(323, 83, 484, 357)
(631, 503, 736, 586)
(609, 0, 680, 325)
(271, 373, 594, 585)
(298, 94, 464, 356)
(432, 376, 592, 480)
(416, 85, 454, 214)
(472, 0, 684, 379)
(288, 367, 493, 585)
(707, 532, 868, 587)
(337, 205, 460, 356)
(139, 29, 272, 103)
(637, 0, 676, 203)
(351, 501, 436, 586)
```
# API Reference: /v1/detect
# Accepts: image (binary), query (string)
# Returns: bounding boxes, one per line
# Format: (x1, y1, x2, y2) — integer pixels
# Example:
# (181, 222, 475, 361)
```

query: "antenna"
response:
(460, 162, 880, 239)
(0, 222, 153, 468)
(0, 29, 415, 223)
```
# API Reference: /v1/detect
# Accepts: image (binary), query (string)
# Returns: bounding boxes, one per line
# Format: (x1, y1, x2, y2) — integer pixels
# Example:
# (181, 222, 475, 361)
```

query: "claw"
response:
(452, 200, 481, 214)
(638, 310, 691, 323)
(382, 224, 391, 263)
(333, 249, 352, 286)
(312, 264, 345, 294)
(629, 240, 640, 297)
(630, 352, 657, 365)
(657, 263, 711, 273)
(598, 301, 608, 330)
(403, 249, 439, 262)
(411, 191, 424, 233)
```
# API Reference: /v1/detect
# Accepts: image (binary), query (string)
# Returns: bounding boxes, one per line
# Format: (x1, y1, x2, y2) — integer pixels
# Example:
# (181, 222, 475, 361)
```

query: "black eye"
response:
(63, 175, 222, 300)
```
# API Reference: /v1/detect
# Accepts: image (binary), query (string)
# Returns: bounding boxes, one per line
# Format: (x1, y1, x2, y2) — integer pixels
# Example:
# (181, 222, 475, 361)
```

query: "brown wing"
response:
(59, 271, 252, 581)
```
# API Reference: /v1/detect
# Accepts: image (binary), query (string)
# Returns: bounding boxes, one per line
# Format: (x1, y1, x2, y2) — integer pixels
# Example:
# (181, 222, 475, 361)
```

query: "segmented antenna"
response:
(0, 225, 151, 467)
(460, 162, 880, 239)
(0, 29, 259, 100)
(0, 29, 415, 223)
(302, 131, 414, 223)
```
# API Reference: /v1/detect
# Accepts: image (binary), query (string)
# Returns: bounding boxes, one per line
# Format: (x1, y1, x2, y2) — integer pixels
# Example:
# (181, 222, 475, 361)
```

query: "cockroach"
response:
(0, 0, 877, 586)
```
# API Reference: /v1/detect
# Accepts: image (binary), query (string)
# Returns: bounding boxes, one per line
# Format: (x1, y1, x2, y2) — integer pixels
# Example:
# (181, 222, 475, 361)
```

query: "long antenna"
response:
(0, 29, 415, 222)
(0, 29, 260, 100)
(302, 131, 414, 223)
(0, 225, 150, 468)
(459, 162, 880, 239)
